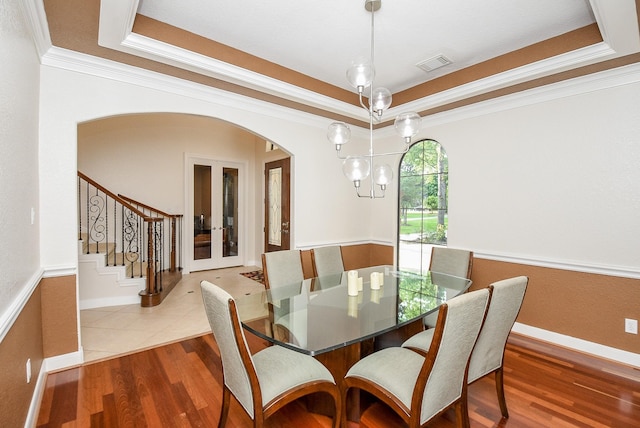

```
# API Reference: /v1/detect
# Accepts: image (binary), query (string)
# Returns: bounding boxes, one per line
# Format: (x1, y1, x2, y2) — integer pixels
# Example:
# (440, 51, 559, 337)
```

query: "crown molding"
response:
(21, 0, 52, 58)
(40, 47, 332, 130)
(122, 33, 368, 121)
(95, 0, 640, 121)
(387, 42, 617, 119)
(374, 60, 640, 140)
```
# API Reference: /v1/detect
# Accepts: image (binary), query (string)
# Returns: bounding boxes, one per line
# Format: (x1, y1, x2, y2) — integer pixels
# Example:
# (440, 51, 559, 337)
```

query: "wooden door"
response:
(264, 158, 291, 252)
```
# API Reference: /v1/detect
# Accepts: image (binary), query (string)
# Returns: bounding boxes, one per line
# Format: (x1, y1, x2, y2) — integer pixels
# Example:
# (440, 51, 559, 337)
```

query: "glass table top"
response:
(237, 265, 472, 355)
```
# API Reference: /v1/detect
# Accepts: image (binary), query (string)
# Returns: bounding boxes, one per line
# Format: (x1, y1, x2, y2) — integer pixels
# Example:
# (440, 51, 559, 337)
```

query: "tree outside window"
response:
(398, 139, 448, 273)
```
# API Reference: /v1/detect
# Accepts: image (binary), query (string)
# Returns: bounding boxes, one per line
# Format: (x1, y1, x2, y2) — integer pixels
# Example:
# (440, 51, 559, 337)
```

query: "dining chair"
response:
(310, 245, 344, 277)
(342, 287, 491, 428)
(423, 247, 474, 328)
(200, 280, 341, 428)
(402, 276, 528, 419)
(261, 250, 306, 344)
(261, 249, 304, 290)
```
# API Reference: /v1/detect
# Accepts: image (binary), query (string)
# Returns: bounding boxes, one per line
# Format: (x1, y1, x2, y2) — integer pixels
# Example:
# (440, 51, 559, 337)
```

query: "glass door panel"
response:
(194, 164, 212, 260)
(268, 166, 282, 247)
(222, 167, 239, 257)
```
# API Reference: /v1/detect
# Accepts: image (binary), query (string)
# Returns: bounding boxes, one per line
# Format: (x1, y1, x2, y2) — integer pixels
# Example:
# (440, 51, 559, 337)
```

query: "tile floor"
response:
(80, 266, 267, 363)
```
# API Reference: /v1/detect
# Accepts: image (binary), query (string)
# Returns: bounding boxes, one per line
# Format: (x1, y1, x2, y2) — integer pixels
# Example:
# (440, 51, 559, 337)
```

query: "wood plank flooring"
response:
(36, 332, 640, 427)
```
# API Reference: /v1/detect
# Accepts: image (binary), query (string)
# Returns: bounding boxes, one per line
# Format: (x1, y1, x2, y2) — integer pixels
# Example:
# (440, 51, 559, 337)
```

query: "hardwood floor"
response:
(36, 332, 640, 427)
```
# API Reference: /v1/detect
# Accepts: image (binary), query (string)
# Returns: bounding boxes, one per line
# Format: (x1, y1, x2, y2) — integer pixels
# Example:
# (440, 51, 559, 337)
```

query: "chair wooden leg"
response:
(340, 386, 349, 428)
(455, 389, 471, 428)
(218, 385, 231, 428)
(495, 367, 509, 418)
(332, 389, 342, 428)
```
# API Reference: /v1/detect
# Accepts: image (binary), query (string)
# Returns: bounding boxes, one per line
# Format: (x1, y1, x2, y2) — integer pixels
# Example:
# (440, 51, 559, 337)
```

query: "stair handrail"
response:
(77, 171, 160, 223)
(118, 193, 182, 220)
(78, 171, 179, 306)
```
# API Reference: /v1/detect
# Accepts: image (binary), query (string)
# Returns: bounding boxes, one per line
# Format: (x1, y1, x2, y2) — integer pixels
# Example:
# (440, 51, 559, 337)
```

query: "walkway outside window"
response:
(398, 139, 448, 274)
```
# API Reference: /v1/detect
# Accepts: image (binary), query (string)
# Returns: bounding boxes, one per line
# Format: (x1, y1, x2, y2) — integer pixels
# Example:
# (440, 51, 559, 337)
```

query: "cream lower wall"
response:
(38, 54, 640, 359)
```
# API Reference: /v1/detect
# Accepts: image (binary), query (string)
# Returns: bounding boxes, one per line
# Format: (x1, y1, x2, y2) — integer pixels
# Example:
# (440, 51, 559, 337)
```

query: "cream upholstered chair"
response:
(423, 247, 474, 328)
(430, 247, 473, 278)
(261, 250, 306, 344)
(342, 287, 491, 428)
(403, 276, 528, 418)
(200, 280, 341, 428)
(261, 249, 304, 290)
(310, 245, 344, 277)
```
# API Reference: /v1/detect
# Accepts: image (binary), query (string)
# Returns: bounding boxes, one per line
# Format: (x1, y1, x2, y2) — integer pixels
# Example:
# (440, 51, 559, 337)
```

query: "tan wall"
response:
(41, 275, 78, 357)
(0, 286, 44, 428)
(303, 244, 640, 355)
(0, 275, 77, 428)
(300, 243, 395, 277)
(470, 258, 640, 354)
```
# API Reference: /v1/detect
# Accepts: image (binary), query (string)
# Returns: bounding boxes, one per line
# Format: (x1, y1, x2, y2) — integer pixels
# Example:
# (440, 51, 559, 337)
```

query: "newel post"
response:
(140, 220, 158, 307)
(170, 216, 176, 272)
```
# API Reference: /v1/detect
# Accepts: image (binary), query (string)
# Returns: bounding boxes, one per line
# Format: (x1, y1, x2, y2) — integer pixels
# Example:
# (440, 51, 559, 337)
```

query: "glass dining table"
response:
(239, 265, 472, 355)
(236, 265, 472, 420)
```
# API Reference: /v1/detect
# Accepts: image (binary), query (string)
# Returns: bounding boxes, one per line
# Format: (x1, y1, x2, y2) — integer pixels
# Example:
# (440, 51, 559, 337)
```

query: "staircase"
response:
(78, 172, 183, 309)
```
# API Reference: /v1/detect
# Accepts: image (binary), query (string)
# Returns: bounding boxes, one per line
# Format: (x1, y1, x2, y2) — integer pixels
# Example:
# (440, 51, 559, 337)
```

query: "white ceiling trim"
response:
(96, 0, 639, 121)
(40, 47, 335, 130)
(122, 33, 368, 121)
(378, 61, 640, 139)
(21, 0, 52, 58)
(386, 42, 616, 119)
(431, 60, 640, 127)
(590, 0, 640, 55)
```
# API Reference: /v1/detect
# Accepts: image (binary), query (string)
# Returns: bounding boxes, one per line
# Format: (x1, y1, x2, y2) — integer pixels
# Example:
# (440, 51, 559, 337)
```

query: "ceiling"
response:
(41, 0, 640, 125)
(137, 0, 596, 94)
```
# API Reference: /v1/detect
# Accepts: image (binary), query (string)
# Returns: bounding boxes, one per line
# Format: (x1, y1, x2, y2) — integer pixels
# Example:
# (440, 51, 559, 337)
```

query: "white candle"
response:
(370, 272, 381, 290)
(347, 270, 359, 296)
(347, 295, 358, 318)
(358, 276, 363, 291)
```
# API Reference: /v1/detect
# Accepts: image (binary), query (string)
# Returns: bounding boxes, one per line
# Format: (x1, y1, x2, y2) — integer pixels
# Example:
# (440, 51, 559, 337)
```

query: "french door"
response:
(188, 157, 243, 271)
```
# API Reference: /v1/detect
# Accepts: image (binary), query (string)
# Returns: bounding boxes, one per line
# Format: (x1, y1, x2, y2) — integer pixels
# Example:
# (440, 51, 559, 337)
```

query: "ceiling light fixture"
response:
(327, 0, 422, 198)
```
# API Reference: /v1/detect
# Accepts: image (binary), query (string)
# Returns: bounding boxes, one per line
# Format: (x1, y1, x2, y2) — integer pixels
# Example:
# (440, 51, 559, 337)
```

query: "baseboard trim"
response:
(79, 295, 141, 310)
(512, 322, 640, 368)
(44, 349, 84, 372)
(25, 350, 84, 428)
(24, 362, 48, 428)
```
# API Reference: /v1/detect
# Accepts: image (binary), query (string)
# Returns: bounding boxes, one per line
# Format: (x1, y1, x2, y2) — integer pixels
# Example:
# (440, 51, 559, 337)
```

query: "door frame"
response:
(185, 153, 247, 272)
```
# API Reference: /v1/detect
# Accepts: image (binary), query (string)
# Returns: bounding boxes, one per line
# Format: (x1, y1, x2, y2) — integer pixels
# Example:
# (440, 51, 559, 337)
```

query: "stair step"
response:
(126, 260, 148, 278)
(82, 240, 116, 256)
(108, 253, 148, 278)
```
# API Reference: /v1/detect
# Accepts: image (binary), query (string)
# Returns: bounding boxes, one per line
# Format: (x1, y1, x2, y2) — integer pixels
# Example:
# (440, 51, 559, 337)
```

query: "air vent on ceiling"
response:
(416, 55, 452, 73)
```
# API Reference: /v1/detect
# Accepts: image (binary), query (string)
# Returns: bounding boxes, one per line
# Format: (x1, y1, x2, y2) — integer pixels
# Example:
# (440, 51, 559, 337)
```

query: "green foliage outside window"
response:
(399, 140, 448, 245)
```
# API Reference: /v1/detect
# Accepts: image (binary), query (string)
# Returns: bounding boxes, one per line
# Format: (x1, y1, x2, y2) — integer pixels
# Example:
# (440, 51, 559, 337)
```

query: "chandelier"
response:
(327, 0, 422, 198)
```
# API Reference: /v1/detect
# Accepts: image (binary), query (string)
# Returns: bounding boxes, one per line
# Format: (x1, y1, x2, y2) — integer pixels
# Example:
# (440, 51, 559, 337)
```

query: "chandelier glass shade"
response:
(327, 0, 421, 198)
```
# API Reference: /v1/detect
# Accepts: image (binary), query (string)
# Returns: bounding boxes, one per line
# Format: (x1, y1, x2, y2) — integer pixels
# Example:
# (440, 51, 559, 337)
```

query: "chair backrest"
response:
(261, 250, 304, 289)
(200, 280, 258, 418)
(418, 287, 490, 424)
(310, 245, 344, 277)
(468, 276, 528, 383)
(429, 247, 473, 278)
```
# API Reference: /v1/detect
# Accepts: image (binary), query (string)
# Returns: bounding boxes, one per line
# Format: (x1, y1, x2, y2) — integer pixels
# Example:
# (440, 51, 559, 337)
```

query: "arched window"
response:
(397, 139, 448, 274)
